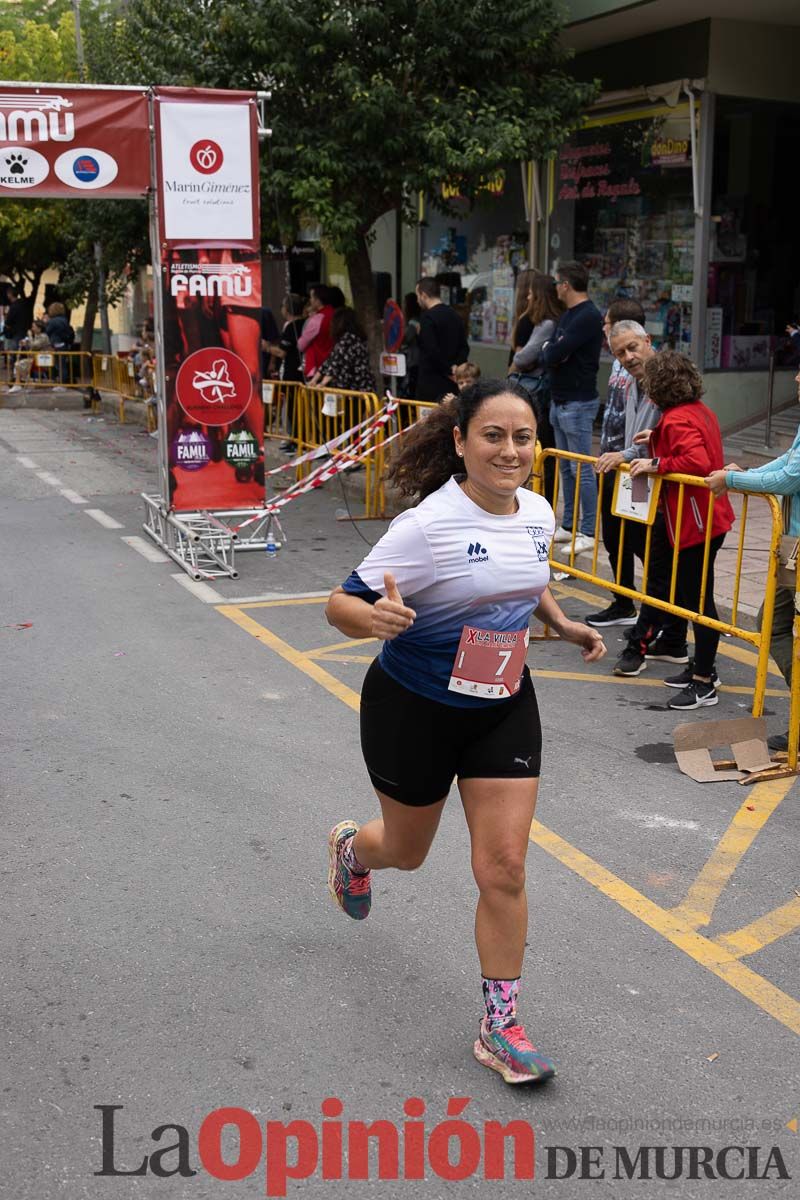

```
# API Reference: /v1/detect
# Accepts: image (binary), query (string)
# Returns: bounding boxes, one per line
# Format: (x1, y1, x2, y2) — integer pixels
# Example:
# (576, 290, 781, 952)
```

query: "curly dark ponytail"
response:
(387, 379, 539, 501)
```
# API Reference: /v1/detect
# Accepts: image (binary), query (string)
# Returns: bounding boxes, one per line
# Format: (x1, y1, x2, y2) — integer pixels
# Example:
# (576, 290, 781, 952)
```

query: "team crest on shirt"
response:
(526, 526, 550, 562)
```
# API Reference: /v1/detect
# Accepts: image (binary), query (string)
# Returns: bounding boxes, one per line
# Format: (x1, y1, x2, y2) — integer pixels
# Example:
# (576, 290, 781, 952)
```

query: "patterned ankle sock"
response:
(341, 834, 369, 876)
(482, 976, 520, 1031)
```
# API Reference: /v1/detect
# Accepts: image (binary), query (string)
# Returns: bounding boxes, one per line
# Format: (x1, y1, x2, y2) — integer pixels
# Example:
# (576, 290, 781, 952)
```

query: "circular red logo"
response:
(175, 347, 253, 427)
(189, 139, 224, 175)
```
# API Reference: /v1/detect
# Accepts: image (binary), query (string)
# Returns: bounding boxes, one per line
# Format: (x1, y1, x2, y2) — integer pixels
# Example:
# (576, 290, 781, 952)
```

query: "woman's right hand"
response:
(372, 572, 416, 640)
(632, 429, 653, 446)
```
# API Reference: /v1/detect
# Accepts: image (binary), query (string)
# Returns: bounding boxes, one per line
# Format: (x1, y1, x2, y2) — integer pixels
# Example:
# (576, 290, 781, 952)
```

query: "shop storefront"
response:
(418, 164, 531, 355)
(545, 104, 696, 360)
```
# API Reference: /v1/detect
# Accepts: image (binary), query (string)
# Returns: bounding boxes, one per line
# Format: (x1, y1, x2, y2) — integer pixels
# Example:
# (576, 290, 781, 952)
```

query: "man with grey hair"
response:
(584, 318, 660, 625)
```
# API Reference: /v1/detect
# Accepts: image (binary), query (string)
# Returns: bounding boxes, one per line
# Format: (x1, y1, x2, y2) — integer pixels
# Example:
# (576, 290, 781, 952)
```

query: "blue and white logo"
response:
(467, 540, 489, 563)
(54, 146, 119, 190)
(72, 154, 99, 183)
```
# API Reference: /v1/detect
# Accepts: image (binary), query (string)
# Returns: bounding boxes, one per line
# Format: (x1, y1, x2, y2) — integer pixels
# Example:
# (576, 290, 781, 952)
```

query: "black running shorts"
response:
(359, 659, 542, 807)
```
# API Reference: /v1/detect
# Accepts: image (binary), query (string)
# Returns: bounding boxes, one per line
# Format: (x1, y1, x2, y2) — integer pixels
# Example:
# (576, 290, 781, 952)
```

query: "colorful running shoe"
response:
(328, 820, 372, 921)
(473, 1018, 556, 1085)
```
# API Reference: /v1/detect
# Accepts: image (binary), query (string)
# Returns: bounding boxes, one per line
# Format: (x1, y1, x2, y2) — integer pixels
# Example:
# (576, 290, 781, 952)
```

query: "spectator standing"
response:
(400, 292, 421, 398)
(508, 275, 563, 503)
(315, 307, 376, 393)
(542, 262, 603, 553)
(706, 354, 800, 750)
(415, 277, 469, 402)
(44, 302, 75, 386)
(615, 352, 735, 710)
(266, 293, 305, 451)
(586, 307, 655, 625)
(297, 283, 335, 379)
(3, 288, 29, 351)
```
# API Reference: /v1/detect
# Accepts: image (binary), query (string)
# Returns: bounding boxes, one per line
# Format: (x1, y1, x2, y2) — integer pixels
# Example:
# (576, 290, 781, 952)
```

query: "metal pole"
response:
(689, 90, 715, 369)
(764, 350, 776, 450)
(147, 91, 171, 505)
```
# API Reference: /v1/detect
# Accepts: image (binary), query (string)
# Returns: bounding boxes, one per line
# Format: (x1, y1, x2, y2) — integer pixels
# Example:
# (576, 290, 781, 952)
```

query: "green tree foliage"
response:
(119, 0, 597, 363)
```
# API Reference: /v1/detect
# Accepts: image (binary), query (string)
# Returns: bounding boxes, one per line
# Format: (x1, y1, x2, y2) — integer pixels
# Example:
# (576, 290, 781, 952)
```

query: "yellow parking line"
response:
(217, 604, 800, 1038)
(216, 605, 360, 713)
(550, 581, 785, 680)
(309, 636, 378, 656)
(235, 597, 329, 609)
(307, 651, 784, 697)
(669, 778, 796, 929)
(713, 896, 800, 959)
(530, 820, 800, 1037)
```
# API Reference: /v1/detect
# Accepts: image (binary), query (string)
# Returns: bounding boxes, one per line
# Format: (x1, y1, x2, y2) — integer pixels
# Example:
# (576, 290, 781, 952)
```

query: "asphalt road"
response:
(2, 405, 798, 1199)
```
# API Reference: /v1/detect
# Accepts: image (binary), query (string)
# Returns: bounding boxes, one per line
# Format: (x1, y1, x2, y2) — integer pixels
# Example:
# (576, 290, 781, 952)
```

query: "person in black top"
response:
(266, 293, 305, 451)
(3, 289, 31, 351)
(541, 261, 603, 553)
(415, 277, 469, 402)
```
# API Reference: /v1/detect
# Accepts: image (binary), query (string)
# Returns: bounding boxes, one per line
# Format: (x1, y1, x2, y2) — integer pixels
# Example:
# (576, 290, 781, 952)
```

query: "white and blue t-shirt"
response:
(342, 476, 556, 707)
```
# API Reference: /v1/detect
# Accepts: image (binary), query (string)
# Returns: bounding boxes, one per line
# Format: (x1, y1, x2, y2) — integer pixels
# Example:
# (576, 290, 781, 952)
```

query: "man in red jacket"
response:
(613, 351, 735, 710)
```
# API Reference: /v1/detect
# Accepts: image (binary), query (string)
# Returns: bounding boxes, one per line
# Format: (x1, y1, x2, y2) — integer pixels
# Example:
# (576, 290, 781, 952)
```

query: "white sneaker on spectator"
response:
(7, 385, 21, 393)
(559, 534, 595, 556)
(553, 526, 574, 544)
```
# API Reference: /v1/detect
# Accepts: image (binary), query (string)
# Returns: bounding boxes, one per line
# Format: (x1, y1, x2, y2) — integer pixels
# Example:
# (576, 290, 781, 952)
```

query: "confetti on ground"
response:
(4, 622, 33, 630)
(706, 1052, 720, 1063)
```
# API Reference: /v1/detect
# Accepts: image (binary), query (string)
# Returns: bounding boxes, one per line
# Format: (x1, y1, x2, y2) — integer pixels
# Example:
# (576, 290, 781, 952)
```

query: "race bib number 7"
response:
(448, 625, 529, 699)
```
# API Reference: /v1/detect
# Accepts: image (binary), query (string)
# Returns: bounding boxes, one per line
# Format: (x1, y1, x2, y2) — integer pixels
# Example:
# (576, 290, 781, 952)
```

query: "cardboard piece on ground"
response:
(673, 717, 773, 782)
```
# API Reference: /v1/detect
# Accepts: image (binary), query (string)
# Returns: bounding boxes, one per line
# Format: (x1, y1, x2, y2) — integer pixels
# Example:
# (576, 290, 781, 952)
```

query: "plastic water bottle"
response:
(265, 533, 278, 559)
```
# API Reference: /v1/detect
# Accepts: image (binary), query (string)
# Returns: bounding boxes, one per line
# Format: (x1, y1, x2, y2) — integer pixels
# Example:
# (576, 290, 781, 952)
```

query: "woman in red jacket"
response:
(616, 351, 735, 710)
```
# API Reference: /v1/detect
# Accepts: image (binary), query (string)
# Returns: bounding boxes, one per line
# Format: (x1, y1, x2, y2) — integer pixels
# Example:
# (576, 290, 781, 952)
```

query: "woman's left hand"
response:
(559, 620, 607, 662)
(629, 457, 656, 478)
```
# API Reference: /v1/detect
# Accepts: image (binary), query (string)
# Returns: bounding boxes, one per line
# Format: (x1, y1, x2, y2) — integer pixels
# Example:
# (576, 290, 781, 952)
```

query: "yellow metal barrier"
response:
(371, 397, 437, 518)
(536, 446, 784, 721)
(1, 349, 93, 391)
(262, 379, 305, 445)
(292, 384, 383, 516)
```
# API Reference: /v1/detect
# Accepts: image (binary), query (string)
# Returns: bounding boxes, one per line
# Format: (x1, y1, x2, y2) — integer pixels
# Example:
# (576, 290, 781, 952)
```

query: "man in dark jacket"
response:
(3, 289, 30, 351)
(542, 261, 603, 553)
(415, 277, 469, 402)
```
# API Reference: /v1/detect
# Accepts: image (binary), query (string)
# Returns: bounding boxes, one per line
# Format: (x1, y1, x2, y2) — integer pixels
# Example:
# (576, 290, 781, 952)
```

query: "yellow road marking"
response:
(670, 778, 796, 929)
(216, 605, 360, 713)
(235, 597, 329, 609)
(309, 636, 378, 655)
(551, 581, 784, 680)
(529, 820, 800, 1037)
(307, 649, 784, 697)
(713, 896, 800, 959)
(217, 603, 800, 1039)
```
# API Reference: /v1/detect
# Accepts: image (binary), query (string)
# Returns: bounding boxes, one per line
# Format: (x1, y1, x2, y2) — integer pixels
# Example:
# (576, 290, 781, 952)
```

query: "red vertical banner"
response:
(153, 89, 263, 512)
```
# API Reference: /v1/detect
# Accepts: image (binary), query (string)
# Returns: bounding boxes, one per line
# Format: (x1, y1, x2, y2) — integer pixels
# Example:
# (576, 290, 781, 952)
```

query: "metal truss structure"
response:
(141, 494, 285, 580)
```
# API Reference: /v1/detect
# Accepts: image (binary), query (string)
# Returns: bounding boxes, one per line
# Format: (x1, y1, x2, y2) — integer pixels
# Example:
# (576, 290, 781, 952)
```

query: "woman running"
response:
(325, 379, 606, 1085)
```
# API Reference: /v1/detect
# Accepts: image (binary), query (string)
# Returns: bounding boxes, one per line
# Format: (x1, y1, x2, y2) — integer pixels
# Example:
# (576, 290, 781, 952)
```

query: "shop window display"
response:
(548, 110, 695, 360)
(419, 166, 529, 346)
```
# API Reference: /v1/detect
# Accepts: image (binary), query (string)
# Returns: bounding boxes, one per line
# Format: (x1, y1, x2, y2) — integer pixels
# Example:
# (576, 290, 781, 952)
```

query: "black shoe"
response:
(586, 601, 637, 628)
(664, 659, 720, 689)
(279, 441, 296, 453)
(613, 646, 646, 676)
(645, 644, 690, 664)
(667, 679, 718, 710)
(768, 731, 789, 753)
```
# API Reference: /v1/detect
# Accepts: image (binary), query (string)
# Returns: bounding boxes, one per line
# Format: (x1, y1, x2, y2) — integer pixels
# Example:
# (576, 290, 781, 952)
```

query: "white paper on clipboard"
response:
(611, 468, 661, 525)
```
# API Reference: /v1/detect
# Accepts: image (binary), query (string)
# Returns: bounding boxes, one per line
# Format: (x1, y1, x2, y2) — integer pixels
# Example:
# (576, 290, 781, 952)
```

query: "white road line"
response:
(36, 470, 63, 487)
(59, 488, 88, 505)
(121, 535, 169, 563)
(16, 456, 39, 469)
(170, 574, 224, 603)
(85, 508, 124, 530)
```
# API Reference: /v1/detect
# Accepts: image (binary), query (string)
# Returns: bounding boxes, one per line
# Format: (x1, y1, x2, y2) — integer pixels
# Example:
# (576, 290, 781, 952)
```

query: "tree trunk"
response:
(345, 231, 383, 392)
(81, 279, 98, 353)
